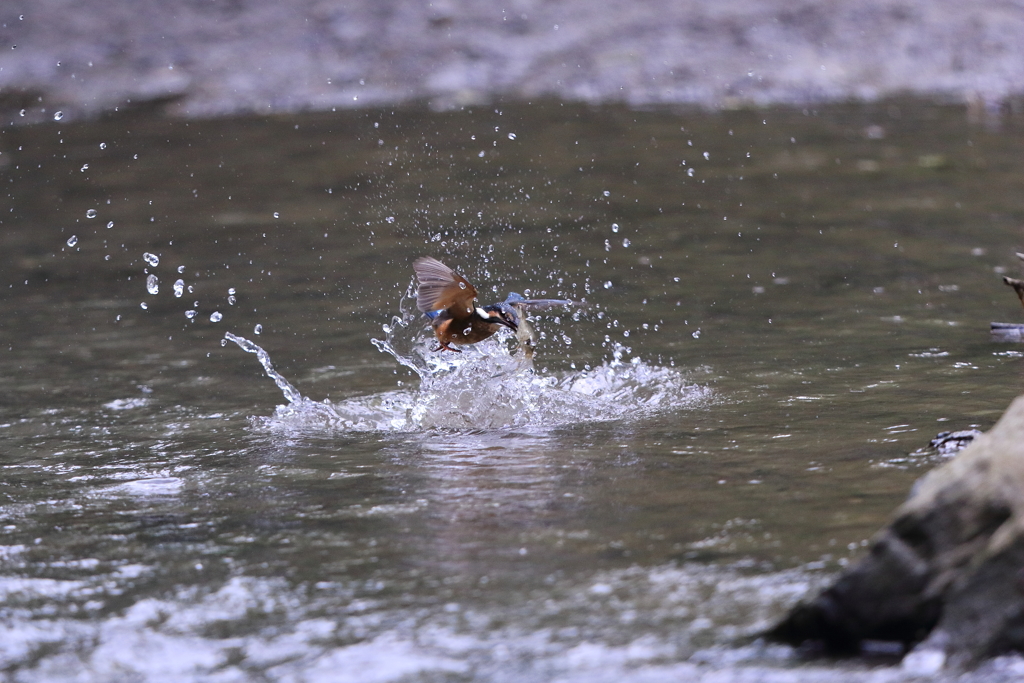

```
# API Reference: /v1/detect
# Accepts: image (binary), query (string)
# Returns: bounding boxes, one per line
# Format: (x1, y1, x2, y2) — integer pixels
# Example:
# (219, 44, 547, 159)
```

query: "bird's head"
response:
(479, 303, 518, 331)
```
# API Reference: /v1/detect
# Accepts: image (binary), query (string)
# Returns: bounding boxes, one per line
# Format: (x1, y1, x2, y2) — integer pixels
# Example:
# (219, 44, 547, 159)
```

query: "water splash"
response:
(224, 332, 303, 404)
(224, 288, 710, 433)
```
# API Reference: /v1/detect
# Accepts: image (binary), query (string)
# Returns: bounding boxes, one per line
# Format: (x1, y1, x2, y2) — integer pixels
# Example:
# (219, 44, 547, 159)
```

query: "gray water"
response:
(3, 100, 1024, 681)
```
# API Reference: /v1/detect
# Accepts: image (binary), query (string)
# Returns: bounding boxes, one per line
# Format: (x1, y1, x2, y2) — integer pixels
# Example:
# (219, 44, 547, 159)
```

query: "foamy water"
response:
(224, 308, 712, 432)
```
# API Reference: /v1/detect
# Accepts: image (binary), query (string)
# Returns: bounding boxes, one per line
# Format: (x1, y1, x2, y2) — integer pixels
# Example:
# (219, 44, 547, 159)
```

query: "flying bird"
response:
(413, 256, 570, 352)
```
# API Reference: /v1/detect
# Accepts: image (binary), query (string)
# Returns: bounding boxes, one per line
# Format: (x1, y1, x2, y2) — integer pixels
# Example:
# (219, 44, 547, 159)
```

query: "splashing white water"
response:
(224, 290, 710, 432)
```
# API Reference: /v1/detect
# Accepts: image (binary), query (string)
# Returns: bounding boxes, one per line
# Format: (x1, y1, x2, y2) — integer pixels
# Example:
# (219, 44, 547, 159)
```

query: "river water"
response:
(2, 100, 1024, 681)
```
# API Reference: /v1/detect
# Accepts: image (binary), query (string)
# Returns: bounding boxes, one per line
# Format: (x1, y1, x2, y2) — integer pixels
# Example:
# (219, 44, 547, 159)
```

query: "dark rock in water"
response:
(929, 429, 982, 456)
(769, 396, 1024, 671)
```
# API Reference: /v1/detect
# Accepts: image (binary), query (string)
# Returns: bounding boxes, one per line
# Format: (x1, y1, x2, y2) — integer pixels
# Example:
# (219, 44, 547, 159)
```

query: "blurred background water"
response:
(2, 100, 1024, 681)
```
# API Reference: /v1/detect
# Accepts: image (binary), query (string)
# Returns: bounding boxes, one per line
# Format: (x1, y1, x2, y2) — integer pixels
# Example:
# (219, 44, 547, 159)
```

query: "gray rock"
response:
(3, 0, 1024, 121)
(929, 429, 983, 455)
(770, 395, 1024, 669)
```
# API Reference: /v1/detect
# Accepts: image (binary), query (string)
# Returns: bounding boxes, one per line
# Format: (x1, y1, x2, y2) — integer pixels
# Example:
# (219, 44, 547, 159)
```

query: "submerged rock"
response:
(770, 395, 1024, 669)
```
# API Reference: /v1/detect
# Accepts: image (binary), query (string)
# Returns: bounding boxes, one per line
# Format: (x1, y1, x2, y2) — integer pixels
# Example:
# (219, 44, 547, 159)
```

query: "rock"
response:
(4, 0, 1024, 121)
(929, 429, 982, 456)
(769, 395, 1024, 669)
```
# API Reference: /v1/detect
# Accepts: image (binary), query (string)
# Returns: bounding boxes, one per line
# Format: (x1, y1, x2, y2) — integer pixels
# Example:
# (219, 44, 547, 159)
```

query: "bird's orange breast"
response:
(433, 316, 499, 346)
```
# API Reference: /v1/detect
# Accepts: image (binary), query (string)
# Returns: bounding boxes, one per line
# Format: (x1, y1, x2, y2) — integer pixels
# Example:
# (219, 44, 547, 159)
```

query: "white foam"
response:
(227, 326, 711, 433)
(103, 397, 150, 411)
(5, 563, 1006, 682)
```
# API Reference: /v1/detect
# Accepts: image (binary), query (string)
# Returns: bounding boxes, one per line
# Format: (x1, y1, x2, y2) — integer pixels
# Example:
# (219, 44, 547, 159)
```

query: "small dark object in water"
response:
(929, 429, 982, 455)
(992, 264, 1024, 340)
(1003, 275, 1024, 309)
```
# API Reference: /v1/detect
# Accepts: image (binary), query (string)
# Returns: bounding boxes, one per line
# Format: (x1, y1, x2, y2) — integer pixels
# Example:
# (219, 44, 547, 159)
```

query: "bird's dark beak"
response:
(483, 303, 519, 331)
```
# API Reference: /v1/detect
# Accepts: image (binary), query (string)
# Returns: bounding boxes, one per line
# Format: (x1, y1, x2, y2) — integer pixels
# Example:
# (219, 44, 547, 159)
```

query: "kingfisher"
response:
(413, 256, 571, 352)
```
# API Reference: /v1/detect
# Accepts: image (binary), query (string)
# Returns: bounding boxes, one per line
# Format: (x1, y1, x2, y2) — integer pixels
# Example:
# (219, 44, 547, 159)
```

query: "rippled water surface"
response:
(3, 100, 1024, 681)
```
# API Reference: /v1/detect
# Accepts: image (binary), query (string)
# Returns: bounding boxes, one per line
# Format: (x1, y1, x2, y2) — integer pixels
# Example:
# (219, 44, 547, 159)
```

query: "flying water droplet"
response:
(140, 302, 148, 310)
(19, 109, 25, 117)
(508, 132, 517, 140)
(611, 223, 619, 233)
(66, 235, 78, 247)
(85, 209, 97, 218)
(173, 279, 184, 297)
(703, 151, 710, 160)
(106, 221, 114, 229)
(254, 324, 262, 335)
(603, 281, 613, 289)
(622, 238, 631, 248)
(273, 212, 280, 219)
(687, 168, 695, 177)
(228, 296, 236, 305)
(80, 164, 89, 172)
(210, 311, 223, 322)
(228, 287, 236, 295)
(146, 274, 159, 295)
(99, 142, 107, 149)
(53, 111, 63, 121)
(185, 310, 197, 320)
(143, 252, 159, 267)
(177, 265, 185, 273)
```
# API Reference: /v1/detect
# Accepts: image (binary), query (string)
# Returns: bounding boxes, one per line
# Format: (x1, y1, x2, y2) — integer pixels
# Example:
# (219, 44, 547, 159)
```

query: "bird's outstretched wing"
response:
(413, 257, 478, 314)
